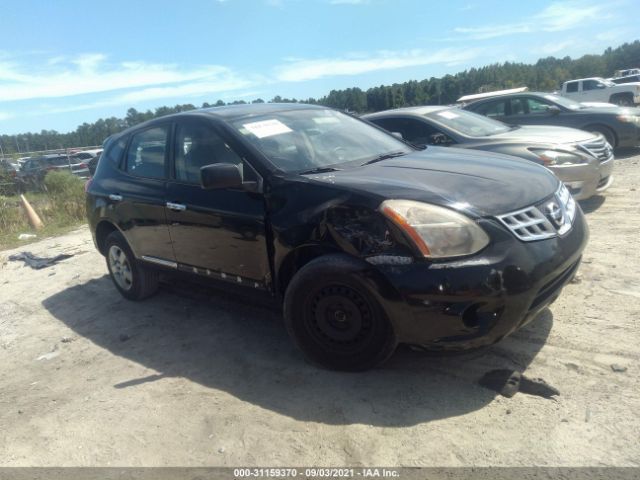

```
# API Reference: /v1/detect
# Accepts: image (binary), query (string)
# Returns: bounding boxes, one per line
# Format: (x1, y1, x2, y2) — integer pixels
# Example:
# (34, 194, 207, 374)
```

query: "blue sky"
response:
(0, 0, 635, 134)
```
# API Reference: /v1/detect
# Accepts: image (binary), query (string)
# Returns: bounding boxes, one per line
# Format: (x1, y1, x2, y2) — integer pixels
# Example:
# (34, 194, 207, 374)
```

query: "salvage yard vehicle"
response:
(462, 91, 640, 148)
(558, 77, 640, 106)
(364, 106, 613, 200)
(86, 104, 588, 371)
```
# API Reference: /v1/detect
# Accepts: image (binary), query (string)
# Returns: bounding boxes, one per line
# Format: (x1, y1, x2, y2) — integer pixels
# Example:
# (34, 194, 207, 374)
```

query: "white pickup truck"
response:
(560, 77, 640, 106)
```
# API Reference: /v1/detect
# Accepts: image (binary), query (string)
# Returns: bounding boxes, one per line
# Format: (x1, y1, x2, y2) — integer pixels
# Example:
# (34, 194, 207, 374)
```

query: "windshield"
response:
(543, 94, 582, 110)
(425, 108, 510, 137)
(230, 108, 412, 172)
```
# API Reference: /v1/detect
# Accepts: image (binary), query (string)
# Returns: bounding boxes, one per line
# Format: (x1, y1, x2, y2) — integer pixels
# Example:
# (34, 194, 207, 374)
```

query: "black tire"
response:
(586, 125, 616, 147)
(283, 255, 397, 371)
(104, 231, 159, 301)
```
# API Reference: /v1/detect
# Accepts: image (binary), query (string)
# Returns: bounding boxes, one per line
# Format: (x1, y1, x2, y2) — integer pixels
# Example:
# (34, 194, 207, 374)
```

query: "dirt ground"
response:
(1, 151, 639, 467)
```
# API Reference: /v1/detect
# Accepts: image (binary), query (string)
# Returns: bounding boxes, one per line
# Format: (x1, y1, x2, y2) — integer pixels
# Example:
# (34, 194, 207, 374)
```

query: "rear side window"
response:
(565, 82, 579, 93)
(476, 100, 506, 118)
(125, 127, 168, 179)
(102, 136, 128, 166)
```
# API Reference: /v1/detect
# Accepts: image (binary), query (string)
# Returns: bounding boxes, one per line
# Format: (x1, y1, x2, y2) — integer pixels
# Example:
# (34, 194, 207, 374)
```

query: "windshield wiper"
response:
(361, 151, 407, 166)
(298, 166, 341, 175)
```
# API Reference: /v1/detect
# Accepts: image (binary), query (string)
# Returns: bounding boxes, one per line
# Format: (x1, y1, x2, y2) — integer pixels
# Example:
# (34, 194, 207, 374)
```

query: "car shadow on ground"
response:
(580, 195, 606, 214)
(42, 275, 554, 427)
(614, 147, 640, 160)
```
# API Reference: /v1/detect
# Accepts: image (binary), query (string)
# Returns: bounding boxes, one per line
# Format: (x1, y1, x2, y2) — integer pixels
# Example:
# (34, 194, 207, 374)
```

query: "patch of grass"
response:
(0, 171, 87, 251)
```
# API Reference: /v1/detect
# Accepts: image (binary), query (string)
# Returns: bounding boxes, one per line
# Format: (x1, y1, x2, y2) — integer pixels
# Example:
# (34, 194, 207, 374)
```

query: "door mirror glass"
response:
(200, 163, 243, 190)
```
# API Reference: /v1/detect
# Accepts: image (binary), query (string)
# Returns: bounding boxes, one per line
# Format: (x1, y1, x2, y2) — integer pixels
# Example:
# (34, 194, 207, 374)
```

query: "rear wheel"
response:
(284, 255, 397, 371)
(609, 93, 634, 107)
(105, 231, 159, 301)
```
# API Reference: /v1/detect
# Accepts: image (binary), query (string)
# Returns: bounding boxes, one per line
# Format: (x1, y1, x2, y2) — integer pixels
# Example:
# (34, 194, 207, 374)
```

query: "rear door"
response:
(165, 118, 271, 287)
(471, 98, 508, 122)
(108, 125, 175, 263)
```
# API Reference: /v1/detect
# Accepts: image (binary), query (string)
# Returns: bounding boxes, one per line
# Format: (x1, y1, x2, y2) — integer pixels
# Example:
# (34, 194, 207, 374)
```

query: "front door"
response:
(165, 119, 271, 287)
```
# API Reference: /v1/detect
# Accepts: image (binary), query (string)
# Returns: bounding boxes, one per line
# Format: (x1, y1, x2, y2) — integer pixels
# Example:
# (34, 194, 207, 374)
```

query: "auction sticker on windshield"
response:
(243, 119, 292, 138)
(437, 110, 459, 119)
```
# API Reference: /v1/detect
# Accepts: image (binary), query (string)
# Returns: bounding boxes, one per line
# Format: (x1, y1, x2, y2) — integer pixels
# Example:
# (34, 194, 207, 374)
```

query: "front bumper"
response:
(371, 209, 588, 349)
(550, 159, 613, 200)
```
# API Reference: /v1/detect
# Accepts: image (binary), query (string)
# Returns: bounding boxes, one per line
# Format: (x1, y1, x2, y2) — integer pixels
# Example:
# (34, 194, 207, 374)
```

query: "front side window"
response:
(526, 97, 554, 114)
(174, 122, 252, 184)
(125, 127, 168, 179)
(583, 80, 600, 91)
(230, 109, 411, 173)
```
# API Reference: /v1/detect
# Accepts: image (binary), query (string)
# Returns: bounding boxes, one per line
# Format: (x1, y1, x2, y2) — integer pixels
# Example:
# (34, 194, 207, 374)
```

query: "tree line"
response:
(2, 40, 639, 156)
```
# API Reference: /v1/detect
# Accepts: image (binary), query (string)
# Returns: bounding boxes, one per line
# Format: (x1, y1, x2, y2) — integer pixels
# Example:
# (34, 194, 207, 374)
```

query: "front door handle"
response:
(166, 202, 187, 212)
(108, 194, 123, 202)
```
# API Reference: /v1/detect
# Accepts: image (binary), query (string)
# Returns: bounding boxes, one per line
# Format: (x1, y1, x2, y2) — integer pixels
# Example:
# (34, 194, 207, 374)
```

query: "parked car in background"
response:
(613, 68, 640, 78)
(0, 159, 20, 195)
(19, 154, 90, 187)
(364, 106, 613, 200)
(462, 91, 640, 148)
(559, 77, 640, 106)
(611, 74, 640, 85)
(87, 103, 588, 370)
(71, 149, 102, 176)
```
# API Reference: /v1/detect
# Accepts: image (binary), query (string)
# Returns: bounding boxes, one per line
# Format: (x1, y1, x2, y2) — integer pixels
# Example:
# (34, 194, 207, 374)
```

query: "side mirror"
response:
(200, 163, 243, 190)
(391, 132, 404, 140)
(547, 105, 561, 115)
(596, 83, 606, 89)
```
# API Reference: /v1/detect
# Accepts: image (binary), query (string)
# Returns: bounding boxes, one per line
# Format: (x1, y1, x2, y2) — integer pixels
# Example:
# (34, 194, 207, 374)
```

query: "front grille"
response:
(496, 206, 556, 241)
(496, 183, 576, 241)
(578, 136, 614, 162)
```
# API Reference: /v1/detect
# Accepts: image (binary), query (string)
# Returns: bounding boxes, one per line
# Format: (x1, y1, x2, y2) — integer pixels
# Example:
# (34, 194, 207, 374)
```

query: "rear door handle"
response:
(108, 194, 123, 202)
(166, 202, 187, 212)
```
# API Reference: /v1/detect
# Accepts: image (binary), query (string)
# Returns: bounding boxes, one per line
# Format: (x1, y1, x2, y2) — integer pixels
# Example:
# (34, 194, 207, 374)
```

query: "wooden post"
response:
(20, 194, 44, 230)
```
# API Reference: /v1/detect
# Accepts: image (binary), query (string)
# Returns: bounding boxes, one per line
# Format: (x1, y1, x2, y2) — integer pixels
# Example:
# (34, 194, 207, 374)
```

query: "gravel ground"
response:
(0, 151, 639, 467)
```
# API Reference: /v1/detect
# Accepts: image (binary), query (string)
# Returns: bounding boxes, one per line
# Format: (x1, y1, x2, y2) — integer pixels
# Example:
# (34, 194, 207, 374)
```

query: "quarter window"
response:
(125, 127, 168, 179)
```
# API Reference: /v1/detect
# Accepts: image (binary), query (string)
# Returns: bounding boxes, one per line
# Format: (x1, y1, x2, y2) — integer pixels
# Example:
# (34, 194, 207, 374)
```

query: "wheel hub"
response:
(310, 286, 372, 346)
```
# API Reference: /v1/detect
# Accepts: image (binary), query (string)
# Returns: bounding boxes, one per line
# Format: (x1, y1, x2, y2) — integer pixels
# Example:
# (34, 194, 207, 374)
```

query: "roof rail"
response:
(457, 87, 528, 103)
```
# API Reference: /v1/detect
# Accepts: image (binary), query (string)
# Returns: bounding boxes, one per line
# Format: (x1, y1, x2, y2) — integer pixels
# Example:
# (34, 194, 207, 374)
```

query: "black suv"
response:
(86, 104, 588, 371)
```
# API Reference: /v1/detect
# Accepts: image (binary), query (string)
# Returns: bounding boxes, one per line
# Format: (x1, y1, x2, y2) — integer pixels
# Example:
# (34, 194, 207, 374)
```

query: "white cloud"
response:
(275, 47, 481, 82)
(0, 54, 251, 102)
(0, 111, 12, 121)
(454, 1, 608, 40)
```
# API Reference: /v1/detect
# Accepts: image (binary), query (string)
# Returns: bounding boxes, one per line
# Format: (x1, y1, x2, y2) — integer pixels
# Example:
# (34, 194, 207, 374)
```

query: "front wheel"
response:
(586, 125, 616, 148)
(284, 255, 397, 371)
(105, 231, 159, 301)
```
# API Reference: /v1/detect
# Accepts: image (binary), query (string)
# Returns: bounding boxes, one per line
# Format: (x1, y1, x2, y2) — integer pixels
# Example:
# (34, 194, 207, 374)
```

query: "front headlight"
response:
(380, 200, 489, 259)
(617, 114, 640, 125)
(529, 148, 586, 166)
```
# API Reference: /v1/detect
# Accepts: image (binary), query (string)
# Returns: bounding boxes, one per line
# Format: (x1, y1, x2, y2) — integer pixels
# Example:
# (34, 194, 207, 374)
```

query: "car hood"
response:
(306, 147, 558, 217)
(490, 125, 596, 145)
